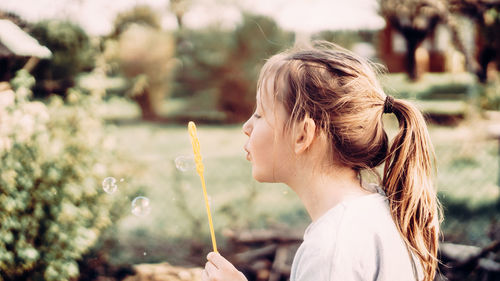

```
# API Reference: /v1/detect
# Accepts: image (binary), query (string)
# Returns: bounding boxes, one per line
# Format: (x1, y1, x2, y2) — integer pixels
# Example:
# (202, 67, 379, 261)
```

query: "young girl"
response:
(201, 42, 441, 281)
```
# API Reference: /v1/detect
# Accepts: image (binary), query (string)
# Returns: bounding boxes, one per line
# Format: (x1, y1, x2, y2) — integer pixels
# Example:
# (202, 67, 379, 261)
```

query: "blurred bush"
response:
(29, 20, 95, 98)
(104, 5, 176, 121)
(117, 25, 175, 121)
(173, 13, 294, 123)
(312, 30, 377, 51)
(380, 72, 475, 100)
(0, 70, 129, 281)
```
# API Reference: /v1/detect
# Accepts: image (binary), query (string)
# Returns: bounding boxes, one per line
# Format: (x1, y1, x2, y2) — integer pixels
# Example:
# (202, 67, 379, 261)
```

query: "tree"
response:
(109, 6, 176, 121)
(172, 13, 294, 123)
(169, 0, 192, 29)
(111, 5, 161, 38)
(217, 13, 294, 122)
(117, 25, 175, 121)
(449, 0, 500, 82)
(379, 0, 448, 80)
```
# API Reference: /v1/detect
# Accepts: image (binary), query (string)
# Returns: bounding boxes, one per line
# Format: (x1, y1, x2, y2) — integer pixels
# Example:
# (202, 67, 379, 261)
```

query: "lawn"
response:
(101, 113, 499, 267)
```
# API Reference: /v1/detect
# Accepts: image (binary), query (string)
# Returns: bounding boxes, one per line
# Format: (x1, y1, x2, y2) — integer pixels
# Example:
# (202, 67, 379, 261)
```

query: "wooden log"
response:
(439, 242, 481, 263)
(268, 246, 290, 281)
(478, 258, 500, 272)
(250, 259, 272, 272)
(256, 268, 270, 281)
(439, 240, 500, 281)
(234, 244, 277, 263)
(244, 259, 272, 281)
(122, 262, 202, 281)
(453, 240, 500, 271)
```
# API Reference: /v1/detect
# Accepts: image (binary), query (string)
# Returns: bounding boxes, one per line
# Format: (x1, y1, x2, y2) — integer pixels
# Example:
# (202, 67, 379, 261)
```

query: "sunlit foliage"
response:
(0, 70, 125, 281)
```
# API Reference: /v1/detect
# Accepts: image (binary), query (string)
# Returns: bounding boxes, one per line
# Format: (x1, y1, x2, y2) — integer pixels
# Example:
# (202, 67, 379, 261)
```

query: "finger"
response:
(207, 252, 235, 270)
(201, 269, 209, 281)
(205, 261, 218, 275)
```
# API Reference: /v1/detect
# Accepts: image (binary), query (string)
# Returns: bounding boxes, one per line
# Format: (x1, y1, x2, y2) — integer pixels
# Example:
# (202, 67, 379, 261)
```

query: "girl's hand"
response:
(202, 252, 248, 281)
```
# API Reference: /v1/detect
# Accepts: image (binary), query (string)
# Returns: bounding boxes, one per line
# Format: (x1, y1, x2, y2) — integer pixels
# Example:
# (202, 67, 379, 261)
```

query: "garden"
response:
(1, 1, 500, 281)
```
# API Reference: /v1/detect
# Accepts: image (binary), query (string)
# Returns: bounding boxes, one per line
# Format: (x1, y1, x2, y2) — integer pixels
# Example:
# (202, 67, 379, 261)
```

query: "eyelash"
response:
(253, 113, 261, 119)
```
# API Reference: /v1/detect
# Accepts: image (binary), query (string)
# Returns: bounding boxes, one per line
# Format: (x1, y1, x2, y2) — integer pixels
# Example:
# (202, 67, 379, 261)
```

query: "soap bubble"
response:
(175, 155, 195, 172)
(102, 177, 117, 194)
(131, 196, 151, 216)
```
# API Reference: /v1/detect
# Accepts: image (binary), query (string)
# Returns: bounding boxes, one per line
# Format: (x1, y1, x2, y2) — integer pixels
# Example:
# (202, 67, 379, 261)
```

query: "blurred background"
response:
(0, 0, 499, 280)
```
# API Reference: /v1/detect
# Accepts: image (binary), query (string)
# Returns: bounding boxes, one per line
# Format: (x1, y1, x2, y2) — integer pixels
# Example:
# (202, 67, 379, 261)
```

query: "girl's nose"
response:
(242, 118, 252, 136)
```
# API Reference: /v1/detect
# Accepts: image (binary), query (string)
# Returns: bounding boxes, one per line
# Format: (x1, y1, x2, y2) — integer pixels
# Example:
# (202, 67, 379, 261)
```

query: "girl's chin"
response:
(252, 171, 275, 183)
(251, 171, 265, 183)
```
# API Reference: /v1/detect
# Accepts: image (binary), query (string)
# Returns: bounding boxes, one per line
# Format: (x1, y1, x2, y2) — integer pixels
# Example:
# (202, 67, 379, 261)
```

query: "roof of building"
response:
(0, 19, 51, 58)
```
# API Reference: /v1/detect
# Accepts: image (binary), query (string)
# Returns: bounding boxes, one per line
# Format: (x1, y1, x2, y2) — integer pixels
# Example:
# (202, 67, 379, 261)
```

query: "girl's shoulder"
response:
(298, 187, 422, 281)
(304, 191, 391, 244)
(332, 192, 422, 280)
(339, 191, 394, 234)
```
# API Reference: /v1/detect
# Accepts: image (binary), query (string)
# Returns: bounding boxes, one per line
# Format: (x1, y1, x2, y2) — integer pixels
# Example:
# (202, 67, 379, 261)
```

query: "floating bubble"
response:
(143, 252, 147, 256)
(174, 155, 195, 172)
(131, 196, 151, 216)
(102, 177, 118, 194)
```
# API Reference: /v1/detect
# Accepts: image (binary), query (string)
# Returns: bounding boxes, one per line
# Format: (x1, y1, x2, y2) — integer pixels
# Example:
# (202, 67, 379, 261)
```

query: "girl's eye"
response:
(253, 113, 261, 119)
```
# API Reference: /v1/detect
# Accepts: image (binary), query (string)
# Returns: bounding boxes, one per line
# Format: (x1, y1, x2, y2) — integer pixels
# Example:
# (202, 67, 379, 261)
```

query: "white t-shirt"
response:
(290, 190, 423, 281)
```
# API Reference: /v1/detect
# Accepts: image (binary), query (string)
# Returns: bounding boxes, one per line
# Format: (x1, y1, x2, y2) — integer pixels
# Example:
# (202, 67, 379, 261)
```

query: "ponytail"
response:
(382, 98, 441, 281)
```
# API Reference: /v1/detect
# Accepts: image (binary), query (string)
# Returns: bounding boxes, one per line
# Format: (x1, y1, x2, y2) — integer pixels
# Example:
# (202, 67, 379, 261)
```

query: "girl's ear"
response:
(294, 116, 316, 154)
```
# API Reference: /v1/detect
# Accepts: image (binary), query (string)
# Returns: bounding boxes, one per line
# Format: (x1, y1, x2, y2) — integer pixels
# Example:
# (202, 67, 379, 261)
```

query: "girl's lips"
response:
(244, 147, 251, 161)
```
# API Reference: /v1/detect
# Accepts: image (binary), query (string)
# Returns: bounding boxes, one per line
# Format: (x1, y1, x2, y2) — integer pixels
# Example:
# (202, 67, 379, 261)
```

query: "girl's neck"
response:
(287, 164, 371, 221)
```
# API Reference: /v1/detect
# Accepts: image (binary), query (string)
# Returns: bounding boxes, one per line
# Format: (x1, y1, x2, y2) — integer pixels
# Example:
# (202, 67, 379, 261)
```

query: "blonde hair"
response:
(258, 41, 441, 281)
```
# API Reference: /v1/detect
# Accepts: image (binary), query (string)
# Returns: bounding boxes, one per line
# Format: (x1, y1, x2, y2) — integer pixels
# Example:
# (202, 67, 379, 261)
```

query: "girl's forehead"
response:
(257, 77, 276, 107)
(257, 56, 289, 111)
(258, 56, 287, 94)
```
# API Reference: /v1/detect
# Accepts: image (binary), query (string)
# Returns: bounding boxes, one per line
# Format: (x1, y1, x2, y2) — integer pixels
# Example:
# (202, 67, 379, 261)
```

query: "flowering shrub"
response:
(0, 70, 125, 281)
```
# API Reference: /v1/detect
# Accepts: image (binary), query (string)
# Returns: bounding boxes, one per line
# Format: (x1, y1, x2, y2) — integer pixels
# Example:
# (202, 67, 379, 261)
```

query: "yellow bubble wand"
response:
(188, 121, 218, 253)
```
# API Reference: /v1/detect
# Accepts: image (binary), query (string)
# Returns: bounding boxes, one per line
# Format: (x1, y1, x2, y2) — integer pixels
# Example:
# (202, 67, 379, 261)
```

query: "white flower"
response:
(0, 89, 15, 109)
(23, 102, 50, 123)
(16, 114, 35, 142)
(0, 136, 13, 153)
(92, 163, 107, 176)
(0, 111, 12, 136)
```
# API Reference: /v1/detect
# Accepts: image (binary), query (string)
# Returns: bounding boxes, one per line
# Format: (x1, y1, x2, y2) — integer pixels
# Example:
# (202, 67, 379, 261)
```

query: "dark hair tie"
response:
(383, 96, 395, 114)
